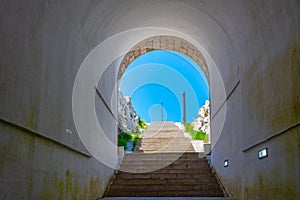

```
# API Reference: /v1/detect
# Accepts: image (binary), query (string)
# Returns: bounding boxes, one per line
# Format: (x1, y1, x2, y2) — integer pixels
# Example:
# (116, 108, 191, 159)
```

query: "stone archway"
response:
(117, 35, 209, 83)
(116, 35, 212, 150)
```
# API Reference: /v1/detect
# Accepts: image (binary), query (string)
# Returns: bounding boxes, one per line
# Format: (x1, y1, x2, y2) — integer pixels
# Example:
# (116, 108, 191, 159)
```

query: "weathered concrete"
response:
(0, 0, 299, 199)
(0, 120, 114, 199)
(101, 197, 232, 200)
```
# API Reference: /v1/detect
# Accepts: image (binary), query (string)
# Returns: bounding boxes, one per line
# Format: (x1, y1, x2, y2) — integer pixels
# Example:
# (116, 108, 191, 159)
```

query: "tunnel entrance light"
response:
(258, 148, 268, 159)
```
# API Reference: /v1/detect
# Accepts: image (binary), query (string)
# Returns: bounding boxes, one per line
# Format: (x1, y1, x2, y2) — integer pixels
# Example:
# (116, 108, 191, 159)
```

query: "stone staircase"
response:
(104, 122, 226, 198)
(135, 122, 195, 153)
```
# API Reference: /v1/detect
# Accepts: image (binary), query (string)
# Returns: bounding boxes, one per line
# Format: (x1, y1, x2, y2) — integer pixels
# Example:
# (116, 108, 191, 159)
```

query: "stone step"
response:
(139, 137, 190, 141)
(105, 123, 223, 198)
(115, 172, 217, 179)
(138, 144, 193, 147)
(142, 136, 186, 139)
(146, 126, 179, 130)
(140, 138, 191, 141)
(148, 122, 177, 128)
(143, 133, 184, 136)
(111, 178, 219, 185)
(137, 147, 194, 151)
(149, 122, 177, 125)
(138, 144, 192, 147)
(119, 163, 211, 169)
(109, 183, 221, 190)
(117, 168, 214, 174)
(138, 150, 195, 153)
(145, 128, 181, 132)
(145, 128, 181, 131)
(139, 141, 192, 145)
(105, 190, 224, 197)
(119, 166, 211, 172)
(121, 159, 208, 165)
(124, 153, 205, 159)
(138, 141, 193, 145)
(121, 159, 209, 165)
(137, 146, 194, 151)
(137, 148, 195, 153)
(141, 137, 187, 140)
(140, 136, 189, 139)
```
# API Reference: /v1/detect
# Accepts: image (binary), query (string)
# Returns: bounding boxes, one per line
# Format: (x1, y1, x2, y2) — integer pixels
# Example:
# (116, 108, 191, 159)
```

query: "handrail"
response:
(94, 86, 118, 122)
(211, 80, 240, 120)
(243, 121, 300, 152)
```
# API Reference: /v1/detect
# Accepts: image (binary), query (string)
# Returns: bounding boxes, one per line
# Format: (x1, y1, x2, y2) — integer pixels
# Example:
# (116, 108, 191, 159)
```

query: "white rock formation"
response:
(118, 91, 140, 134)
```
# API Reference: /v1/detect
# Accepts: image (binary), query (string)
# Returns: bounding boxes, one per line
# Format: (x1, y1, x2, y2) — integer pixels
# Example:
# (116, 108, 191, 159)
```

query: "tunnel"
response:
(0, 0, 299, 199)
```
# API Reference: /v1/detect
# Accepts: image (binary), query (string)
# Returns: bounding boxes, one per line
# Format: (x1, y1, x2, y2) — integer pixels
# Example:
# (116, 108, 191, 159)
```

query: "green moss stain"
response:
(82, 187, 88, 200)
(284, 133, 297, 167)
(89, 176, 101, 199)
(58, 180, 64, 200)
(28, 104, 38, 130)
(257, 175, 268, 199)
(244, 41, 300, 136)
(0, 146, 7, 175)
(65, 169, 72, 196)
(290, 44, 300, 123)
(244, 58, 264, 135)
(266, 43, 300, 132)
(39, 169, 89, 200)
(89, 177, 96, 196)
(0, 75, 6, 94)
(244, 171, 298, 199)
(222, 178, 242, 200)
(71, 180, 79, 199)
(40, 176, 51, 200)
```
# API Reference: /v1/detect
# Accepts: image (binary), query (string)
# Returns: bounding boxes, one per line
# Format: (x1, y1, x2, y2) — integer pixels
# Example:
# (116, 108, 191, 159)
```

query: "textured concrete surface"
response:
(101, 198, 232, 200)
(0, 0, 299, 199)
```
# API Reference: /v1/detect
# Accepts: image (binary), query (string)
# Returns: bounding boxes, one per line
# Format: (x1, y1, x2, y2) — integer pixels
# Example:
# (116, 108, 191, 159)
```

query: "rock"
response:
(118, 91, 140, 134)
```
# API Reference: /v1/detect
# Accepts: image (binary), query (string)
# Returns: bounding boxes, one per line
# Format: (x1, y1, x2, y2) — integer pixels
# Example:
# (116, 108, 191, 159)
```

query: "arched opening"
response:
(118, 35, 209, 82)
(73, 27, 227, 194)
(117, 36, 211, 154)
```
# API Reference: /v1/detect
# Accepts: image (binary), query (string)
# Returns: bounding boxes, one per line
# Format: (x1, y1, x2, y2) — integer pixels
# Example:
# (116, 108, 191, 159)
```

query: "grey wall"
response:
(0, 0, 299, 199)
(0, 0, 118, 199)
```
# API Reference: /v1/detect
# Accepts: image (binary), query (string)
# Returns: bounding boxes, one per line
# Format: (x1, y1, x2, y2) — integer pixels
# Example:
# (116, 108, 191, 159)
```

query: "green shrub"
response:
(118, 132, 143, 151)
(118, 137, 127, 146)
(138, 119, 148, 129)
(184, 123, 207, 141)
(119, 132, 133, 140)
(192, 130, 207, 140)
(184, 123, 191, 132)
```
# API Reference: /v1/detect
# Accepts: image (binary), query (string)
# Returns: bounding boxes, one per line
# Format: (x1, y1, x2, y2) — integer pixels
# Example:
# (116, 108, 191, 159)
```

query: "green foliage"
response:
(118, 132, 143, 151)
(138, 119, 148, 129)
(192, 130, 207, 140)
(184, 123, 192, 132)
(184, 123, 207, 141)
(118, 132, 132, 146)
(118, 119, 147, 151)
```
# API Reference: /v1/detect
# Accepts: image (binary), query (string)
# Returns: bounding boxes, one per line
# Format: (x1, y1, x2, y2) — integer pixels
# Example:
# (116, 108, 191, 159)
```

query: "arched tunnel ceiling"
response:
(80, 0, 237, 77)
(81, 0, 297, 95)
(0, 1, 299, 199)
(0, 0, 298, 147)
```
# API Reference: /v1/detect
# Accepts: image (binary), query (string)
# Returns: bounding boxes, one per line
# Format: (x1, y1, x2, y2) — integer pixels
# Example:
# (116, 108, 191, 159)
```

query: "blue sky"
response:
(120, 50, 209, 123)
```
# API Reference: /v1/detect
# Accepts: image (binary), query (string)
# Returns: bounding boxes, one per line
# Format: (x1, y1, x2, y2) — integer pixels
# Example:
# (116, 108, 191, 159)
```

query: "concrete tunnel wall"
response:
(0, 0, 299, 199)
